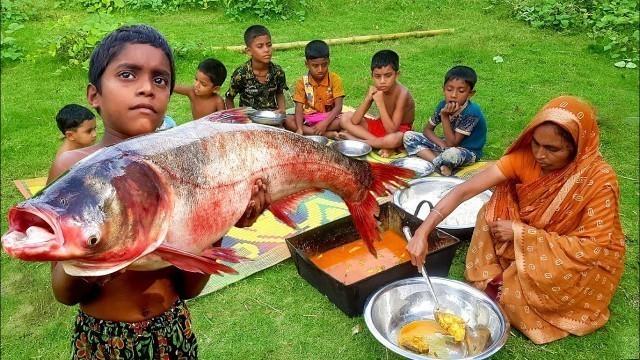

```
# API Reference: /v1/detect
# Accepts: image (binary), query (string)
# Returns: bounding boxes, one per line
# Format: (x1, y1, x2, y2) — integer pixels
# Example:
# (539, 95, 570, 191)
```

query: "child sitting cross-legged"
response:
(338, 50, 415, 158)
(283, 40, 345, 139)
(174, 58, 227, 120)
(403, 65, 487, 176)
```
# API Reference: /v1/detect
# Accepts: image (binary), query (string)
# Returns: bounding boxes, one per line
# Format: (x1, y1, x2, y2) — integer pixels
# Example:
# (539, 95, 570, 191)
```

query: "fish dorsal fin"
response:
(154, 245, 243, 275)
(199, 108, 251, 124)
(268, 188, 324, 228)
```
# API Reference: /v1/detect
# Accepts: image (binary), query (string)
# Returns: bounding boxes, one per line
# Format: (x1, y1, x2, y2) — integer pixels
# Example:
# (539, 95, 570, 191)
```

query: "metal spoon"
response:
(402, 226, 467, 342)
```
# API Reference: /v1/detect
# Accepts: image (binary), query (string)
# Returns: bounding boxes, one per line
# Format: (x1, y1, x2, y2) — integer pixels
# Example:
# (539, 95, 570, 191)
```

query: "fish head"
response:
(2, 155, 173, 276)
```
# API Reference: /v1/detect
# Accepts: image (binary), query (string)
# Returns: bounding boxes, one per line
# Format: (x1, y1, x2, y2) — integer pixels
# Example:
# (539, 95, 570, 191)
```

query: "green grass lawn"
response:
(1, 0, 638, 359)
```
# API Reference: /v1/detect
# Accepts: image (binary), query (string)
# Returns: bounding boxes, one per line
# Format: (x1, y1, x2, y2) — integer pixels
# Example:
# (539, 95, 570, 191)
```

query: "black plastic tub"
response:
(286, 202, 460, 317)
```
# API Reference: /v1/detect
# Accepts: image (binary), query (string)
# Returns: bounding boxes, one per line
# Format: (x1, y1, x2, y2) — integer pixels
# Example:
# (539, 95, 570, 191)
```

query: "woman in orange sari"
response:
(406, 96, 625, 344)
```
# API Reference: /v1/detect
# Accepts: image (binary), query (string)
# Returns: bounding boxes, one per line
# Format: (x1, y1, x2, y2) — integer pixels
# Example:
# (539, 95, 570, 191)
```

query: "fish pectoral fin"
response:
(154, 245, 241, 275)
(268, 188, 324, 228)
(201, 108, 251, 124)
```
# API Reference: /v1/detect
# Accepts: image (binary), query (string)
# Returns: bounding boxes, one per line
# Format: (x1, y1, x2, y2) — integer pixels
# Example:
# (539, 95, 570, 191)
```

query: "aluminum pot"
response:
(393, 178, 493, 241)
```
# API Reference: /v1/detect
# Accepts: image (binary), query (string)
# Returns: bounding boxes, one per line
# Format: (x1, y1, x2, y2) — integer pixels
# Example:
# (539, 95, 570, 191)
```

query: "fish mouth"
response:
(2, 204, 65, 261)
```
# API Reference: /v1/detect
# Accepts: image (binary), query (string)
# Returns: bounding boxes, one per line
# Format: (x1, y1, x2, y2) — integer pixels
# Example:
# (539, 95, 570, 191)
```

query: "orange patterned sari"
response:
(465, 96, 625, 344)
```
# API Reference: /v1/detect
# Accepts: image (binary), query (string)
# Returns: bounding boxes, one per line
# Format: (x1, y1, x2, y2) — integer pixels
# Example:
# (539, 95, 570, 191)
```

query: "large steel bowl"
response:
(248, 110, 286, 126)
(364, 277, 509, 360)
(390, 157, 436, 177)
(330, 140, 372, 157)
(393, 178, 492, 241)
(305, 135, 329, 146)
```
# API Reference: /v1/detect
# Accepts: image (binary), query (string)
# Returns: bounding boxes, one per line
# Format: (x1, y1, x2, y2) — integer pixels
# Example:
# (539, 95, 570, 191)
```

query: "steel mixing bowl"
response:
(306, 135, 329, 146)
(364, 277, 509, 360)
(330, 140, 372, 157)
(248, 110, 286, 126)
(393, 178, 493, 241)
(390, 157, 436, 177)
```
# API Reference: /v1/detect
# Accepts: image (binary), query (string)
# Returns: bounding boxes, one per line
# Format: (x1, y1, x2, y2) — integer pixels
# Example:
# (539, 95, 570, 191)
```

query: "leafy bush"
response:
(501, 0, 639, 66)
(45, 13, 124, 69)
(53, 0, 306, 20)
(1, 0, 39, 24)
(1, 23, 26, 62)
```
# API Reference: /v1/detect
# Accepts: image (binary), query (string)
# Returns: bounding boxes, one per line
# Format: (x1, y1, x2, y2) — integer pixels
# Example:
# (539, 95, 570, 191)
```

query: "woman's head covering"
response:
(504, 96, 601, 173)
(486, 96, 605, 226)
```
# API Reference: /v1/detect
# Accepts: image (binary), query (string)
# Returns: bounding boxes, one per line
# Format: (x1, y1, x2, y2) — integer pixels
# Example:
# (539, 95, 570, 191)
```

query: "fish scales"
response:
(2, 110, 413, 276)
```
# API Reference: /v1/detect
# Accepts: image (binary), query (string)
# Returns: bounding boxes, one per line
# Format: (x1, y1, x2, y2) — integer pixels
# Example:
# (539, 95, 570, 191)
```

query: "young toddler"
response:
(174, 58, 227, 119)
(53, 104, 97, 160)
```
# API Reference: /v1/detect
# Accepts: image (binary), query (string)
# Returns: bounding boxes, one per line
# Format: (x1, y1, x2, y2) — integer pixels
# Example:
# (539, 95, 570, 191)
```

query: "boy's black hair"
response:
(56, 104, 95, 134)
(197, 58, 227, 87)
(244, 25, 271, 46)
(305, 40, 330, 60)
(444, 65, 478, 90)
(371, 50, 399, 72)
(88, 24, 175, 95)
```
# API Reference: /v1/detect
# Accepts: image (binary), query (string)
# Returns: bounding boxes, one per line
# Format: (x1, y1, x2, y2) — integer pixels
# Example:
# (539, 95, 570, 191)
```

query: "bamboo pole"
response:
(209, 29, 455, 52)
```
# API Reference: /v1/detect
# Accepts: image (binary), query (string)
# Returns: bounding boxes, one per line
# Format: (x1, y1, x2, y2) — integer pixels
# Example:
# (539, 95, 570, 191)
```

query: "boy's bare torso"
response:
(382, 83, 414, 125)
(191, 93, 225, 119)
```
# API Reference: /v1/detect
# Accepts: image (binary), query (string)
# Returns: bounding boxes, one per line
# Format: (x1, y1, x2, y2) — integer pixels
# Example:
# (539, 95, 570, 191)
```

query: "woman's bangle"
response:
(431, 208, 445, 220)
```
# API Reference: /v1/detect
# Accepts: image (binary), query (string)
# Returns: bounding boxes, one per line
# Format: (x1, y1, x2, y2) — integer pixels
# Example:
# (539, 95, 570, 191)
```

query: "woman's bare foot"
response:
(440, 165, 453, 176)
(324, 130, 338, 140)
(378, 148, 395, 158)
(337, 131, 358, 140)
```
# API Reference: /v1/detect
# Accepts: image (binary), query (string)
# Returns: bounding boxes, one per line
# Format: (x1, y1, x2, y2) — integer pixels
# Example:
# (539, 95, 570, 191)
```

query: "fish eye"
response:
(60, 198, 68, 208)
(87, 235, 100, 247)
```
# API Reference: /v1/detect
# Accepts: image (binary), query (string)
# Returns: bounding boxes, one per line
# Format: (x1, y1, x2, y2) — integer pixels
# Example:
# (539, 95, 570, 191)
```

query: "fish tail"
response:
(345, 163, 414, 257)
(369, 162, 414, 197)
(345, 194, 381, 257)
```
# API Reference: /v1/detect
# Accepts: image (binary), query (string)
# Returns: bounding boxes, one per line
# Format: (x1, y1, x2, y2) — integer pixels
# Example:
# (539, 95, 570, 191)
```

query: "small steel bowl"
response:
(329, 140, 372, 157)
(393, 178, 492, 241)
(248, 110, 286, 126)
(306, 135, 329, 146)
(364, 277, 509, 360)
(390, 157, 436, 177)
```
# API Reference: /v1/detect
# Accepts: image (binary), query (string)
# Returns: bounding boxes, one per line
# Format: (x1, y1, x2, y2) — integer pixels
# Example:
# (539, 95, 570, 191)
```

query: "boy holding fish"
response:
(283, 39, 345, 139)
(225, 25, 288, 113)
(46, 25, 270, 359)
(402, 65, 487, 176)
(338, 50, 415, 158)
(174, 57, 228, 119)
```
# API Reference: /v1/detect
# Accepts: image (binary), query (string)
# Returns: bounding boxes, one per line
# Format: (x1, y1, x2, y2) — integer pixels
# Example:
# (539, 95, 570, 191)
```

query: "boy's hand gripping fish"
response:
(2, 109, 413, 277)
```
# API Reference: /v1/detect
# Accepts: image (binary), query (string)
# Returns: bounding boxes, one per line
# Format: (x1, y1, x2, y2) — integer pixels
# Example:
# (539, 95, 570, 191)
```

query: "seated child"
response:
(53, 104, 97, 160)
(338, 49, 415, 157)
(225, 25, 288, 113)
(174, 58, 227, 119)
(283, 40, 344, 138)
(47, 24, 270, 359)
(403, 65, 487, 176)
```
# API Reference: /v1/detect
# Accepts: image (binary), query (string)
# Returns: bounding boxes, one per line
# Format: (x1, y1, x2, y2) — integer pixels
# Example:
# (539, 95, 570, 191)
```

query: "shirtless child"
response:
(338, 50, 414, 157)
(174, 58, 227, 119)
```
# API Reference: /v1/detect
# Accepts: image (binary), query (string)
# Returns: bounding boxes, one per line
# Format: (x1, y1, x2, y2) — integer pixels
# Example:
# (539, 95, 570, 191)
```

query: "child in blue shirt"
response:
(403, 65, 487, 175)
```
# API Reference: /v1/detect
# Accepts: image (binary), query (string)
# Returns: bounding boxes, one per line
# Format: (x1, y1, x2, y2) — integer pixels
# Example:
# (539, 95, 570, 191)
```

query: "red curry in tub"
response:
(309, 230, 409, 285)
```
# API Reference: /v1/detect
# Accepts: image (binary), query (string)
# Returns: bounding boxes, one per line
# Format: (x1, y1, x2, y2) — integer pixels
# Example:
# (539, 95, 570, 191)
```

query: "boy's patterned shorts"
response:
(70, 299, 197, 360)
